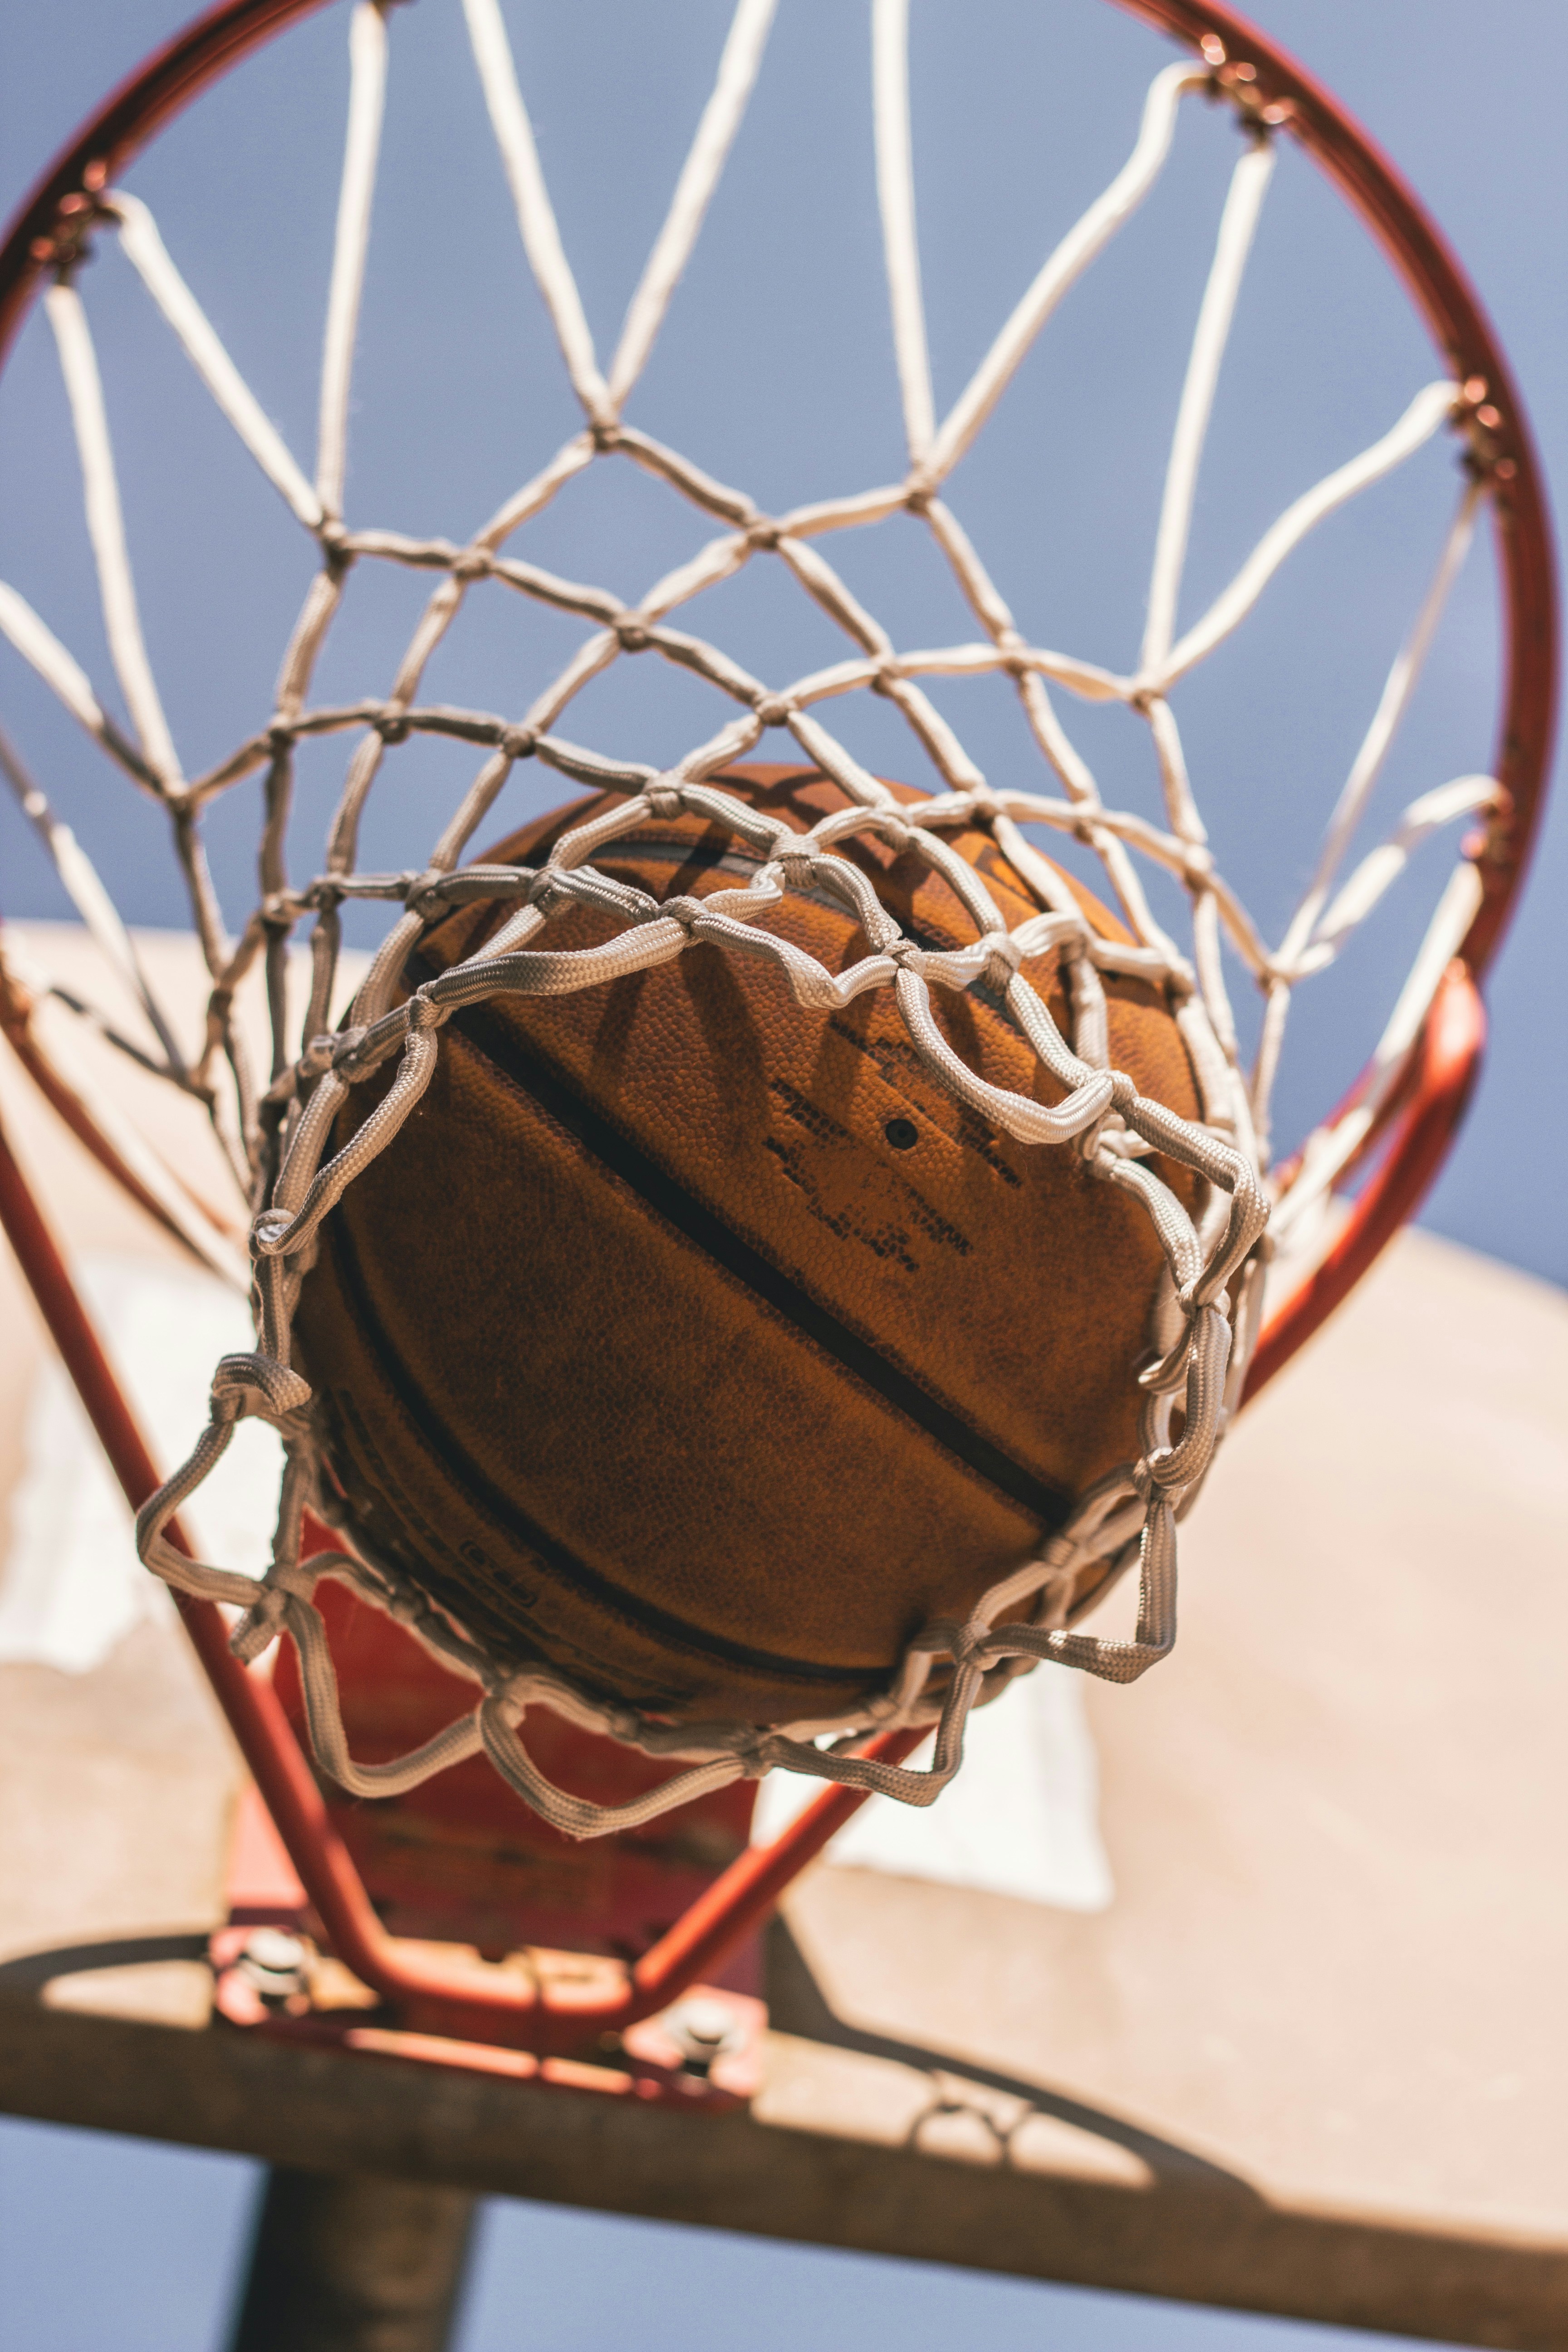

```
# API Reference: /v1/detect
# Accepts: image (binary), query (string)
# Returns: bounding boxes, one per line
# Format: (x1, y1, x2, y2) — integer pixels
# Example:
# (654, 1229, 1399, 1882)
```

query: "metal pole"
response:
(228, 2167, 477, 2352)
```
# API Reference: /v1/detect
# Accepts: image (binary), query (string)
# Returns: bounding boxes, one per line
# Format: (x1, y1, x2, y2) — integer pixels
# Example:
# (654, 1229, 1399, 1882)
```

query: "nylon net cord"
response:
(0, 0, 1503, 1836)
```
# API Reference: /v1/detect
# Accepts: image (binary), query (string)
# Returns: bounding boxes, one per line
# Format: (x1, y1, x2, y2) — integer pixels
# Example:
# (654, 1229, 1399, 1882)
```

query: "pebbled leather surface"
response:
(293, 766, 1202, 1724)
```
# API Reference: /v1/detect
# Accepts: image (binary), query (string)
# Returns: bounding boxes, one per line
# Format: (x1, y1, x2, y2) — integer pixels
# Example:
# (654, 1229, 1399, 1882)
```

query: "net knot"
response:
(269, 1555, 322, 1602)
(872, 811, 913, 855)
(770, 844, 818, 891)
(403, 867, 449, 917)
(374, 704, 411, 745)
(644, 775, 685, 818)
(500, 724, 537, 760)
(912, 1614, 994, 1668)
(902, 470, 937, 513)
(752, 692, 795, 729)
(614, 611, 652, 652)
(983, 929, 1024, 986)
(951, 1615, 997, 1668)
(451, 547, 492, 583)
(232, 1553, 322, 1657)
(659, 894, 707, 935)
(210, 1351, 313, 1425)
(528, 867, 570, 914)
(745, 517, 782, 551)
(328, 1023, 373, 1077)
(1180, 841, 1215, 887)
(251, 1207, 291, 1256)
(405, 990, 445, 1034)
(295, 1032, 339, 1081)
(1132, 1447, 1177, 1502)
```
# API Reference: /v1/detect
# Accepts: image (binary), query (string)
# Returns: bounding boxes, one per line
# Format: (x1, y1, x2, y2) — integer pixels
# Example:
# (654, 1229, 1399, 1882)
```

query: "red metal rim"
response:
(0, 0, 337, 359)
(0, 0, 1555, 1346)
(1115, 0, 1556, 989)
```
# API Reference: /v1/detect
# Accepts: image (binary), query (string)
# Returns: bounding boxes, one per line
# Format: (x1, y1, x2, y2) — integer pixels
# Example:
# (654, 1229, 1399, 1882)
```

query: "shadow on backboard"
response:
(0, 1931, 213, 1993)
(765, 1915, 1259, 2199)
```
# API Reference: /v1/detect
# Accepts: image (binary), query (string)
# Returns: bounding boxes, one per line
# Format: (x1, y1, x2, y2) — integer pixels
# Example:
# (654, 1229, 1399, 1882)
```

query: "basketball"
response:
(292, 764, 1203, 1726)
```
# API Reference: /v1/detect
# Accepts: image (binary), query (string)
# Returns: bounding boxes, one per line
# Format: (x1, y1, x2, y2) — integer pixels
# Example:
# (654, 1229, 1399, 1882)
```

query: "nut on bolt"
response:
(663, 1995, 741, 2073)
(236, 1926, 311, 2003)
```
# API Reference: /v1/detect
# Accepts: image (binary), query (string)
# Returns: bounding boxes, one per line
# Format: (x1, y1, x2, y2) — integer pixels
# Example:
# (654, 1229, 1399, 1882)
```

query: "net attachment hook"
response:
(28, 160, 109, 277)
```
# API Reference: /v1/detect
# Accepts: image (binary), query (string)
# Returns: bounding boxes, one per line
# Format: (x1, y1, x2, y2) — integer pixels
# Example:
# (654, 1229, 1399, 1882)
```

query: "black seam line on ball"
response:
(323, 1206, 886, 1690)
(429, 989, 1074, 1542)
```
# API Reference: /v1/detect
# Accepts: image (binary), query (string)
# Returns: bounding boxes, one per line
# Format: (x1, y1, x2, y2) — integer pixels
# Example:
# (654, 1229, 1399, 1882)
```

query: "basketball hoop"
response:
(0, 0, 1553, 1997)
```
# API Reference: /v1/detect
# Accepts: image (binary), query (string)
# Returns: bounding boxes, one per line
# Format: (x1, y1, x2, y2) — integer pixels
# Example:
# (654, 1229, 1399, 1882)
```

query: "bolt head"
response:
(668, 1997, 736, 2055)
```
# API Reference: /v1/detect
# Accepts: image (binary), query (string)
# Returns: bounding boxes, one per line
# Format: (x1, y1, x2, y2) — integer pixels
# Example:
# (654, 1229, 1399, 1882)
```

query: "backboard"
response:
(1, 928, 1564, 2347)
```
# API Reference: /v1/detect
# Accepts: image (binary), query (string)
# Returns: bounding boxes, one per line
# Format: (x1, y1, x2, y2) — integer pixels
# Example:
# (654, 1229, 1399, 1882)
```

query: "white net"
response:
(0, 0, 1503, 1837)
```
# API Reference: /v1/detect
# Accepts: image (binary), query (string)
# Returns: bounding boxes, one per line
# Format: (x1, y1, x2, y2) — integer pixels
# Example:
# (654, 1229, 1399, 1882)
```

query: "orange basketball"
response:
(292, 765, 1202, 1726)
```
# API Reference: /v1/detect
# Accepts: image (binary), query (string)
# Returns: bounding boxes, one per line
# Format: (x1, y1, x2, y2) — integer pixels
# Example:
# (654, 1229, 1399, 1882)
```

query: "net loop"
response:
(480, 1696, 748, 1838)
(277, 1588, 486, 1795)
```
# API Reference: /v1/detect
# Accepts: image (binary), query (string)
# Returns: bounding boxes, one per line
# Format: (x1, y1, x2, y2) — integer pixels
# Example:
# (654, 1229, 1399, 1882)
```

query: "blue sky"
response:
(0, 2108, 1472, 2352)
